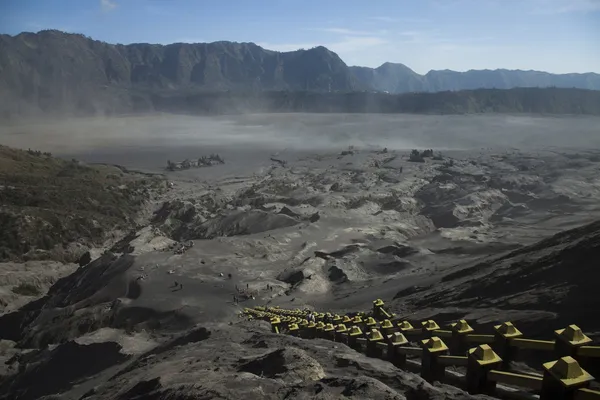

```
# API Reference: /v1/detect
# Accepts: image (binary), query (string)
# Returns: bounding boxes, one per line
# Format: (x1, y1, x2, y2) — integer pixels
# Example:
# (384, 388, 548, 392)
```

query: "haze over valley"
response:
(3, 113, 600, 169)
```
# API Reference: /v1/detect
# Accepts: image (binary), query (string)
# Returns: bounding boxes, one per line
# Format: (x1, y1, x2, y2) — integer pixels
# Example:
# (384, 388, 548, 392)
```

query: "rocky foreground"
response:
(1, 146, 600, 399)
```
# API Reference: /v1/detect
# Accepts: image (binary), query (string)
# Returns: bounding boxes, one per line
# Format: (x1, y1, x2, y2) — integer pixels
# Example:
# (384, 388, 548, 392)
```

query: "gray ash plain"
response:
(1, 113, 599, 399)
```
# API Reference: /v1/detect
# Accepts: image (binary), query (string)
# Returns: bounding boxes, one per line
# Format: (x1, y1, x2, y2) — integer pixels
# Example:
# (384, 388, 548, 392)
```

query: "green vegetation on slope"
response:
(0, 146, 164, 262)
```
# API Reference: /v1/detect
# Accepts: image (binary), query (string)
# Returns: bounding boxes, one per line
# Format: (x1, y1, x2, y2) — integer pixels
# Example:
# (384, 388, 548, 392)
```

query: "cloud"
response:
(331, 36, 389, 52)
(529, 0, 600, 14)
(266, 26, 390, 54)
(369, 16, 431, 24)
(258, 35, 388, 54)
(398, 31, 424, 37)
(258, 19, 499, 73)
(394, 30, 445, 44)
(100, 0, 117, 12)
(370, 16, 397, 23)
(145, 4, 176, 16)
(309, 27, 390, 38)
(26, 22, 43, 31)
(172, 38, 206, 44)
(392, 28, 494, 47)
(257, 42, 319, 52)
(430, 0, 470, 10)
(259, 25, 493, 63)
(316, 27, 387, 36)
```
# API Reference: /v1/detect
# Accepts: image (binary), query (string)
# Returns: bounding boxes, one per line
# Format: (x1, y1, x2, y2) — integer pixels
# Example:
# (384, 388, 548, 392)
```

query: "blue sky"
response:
(1, 0, 598, 74)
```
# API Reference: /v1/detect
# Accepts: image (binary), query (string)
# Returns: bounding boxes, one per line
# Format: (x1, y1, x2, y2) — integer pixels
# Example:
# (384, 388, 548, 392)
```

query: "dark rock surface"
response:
(0, 341, 128, 400)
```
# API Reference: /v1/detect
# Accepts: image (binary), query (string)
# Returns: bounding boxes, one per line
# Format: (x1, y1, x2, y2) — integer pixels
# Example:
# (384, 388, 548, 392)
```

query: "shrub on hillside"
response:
(409, 149, 425, 162)
(12, 282, 41, 296)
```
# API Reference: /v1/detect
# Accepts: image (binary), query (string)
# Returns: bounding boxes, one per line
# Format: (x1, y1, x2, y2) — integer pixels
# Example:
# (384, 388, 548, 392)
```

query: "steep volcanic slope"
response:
(392, 218, 600, 338)
(0, 254, 147, 347)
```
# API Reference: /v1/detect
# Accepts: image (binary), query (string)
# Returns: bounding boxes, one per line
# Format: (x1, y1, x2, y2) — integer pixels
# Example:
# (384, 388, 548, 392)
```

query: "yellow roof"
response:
(398, 321, 414, 330)
(555, 325, 592, 346)
(468, 345, 501, 365)
(543, 356, 594, 387)
(450, 319, 474, 334)
(494, 322, 522, 338)
(349, 326, 363, 336)
(380, 319, 394, 329)
(368, 329, 384, 341)
(421, 337, 448, 353)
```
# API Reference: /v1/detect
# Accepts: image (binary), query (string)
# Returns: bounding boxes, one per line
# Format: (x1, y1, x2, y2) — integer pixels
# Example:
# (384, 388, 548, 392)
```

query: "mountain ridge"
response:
(1, 30, 600, 118)
(349, 62, 600, 93)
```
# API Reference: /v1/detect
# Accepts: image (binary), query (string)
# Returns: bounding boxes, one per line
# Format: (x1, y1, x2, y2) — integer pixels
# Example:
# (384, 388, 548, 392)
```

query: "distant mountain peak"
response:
(0, 30, 598, 119)
(378, 62, 410, 68)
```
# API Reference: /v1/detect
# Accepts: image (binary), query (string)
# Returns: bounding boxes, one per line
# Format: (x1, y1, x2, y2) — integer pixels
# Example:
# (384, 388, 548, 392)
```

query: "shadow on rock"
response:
(0, 253, 197, 348)
(147, 326, 210, 357)
(0, 341, 128, 400)
(113, 306, 196, 334)
(107, 327, 210, 382)
(238, 348, 325, 383)
(0, 296, 48, 342)
(114, 377, 162, 400)
(46, 253, 135, 308)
